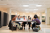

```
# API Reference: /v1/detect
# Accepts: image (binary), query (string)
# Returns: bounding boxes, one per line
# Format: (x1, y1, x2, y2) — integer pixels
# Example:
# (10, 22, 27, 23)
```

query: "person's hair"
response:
(28, 16, 30, 18)
(28, 16, 31, 20)
(34, 14, 38, 18)
(23, 16, 25, 17)
(12, 17, 16, 21)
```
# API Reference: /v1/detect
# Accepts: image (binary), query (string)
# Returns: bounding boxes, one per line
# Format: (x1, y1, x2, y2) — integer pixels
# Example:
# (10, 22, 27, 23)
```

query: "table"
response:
(13, 21, 36, 22)
(12, 21, 36, 31)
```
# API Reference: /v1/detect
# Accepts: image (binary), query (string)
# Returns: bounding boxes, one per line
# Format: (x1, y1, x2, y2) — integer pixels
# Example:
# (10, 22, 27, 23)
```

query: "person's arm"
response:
(32, 19, 36, 21)
(32, 18, 34, 21)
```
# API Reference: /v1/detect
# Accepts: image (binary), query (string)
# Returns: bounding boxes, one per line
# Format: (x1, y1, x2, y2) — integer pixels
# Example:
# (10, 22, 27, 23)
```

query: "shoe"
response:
(24, 28, 25, 30)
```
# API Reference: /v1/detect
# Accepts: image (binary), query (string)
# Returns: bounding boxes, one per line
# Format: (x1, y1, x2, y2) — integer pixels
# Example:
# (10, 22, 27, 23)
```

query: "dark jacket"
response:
(8, 20, 12, 29)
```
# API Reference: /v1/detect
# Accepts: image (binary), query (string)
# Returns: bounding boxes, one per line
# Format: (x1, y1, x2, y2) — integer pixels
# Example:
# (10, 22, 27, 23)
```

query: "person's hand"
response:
(14, 26, 16, 27)
(22, 22, 23, 23)
(32, 18, 33, 20)
(21, 24, 22, 25)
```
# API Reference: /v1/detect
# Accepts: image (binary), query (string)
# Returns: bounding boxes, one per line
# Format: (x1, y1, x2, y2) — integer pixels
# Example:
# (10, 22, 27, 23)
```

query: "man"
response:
(16, 15, 20, 25)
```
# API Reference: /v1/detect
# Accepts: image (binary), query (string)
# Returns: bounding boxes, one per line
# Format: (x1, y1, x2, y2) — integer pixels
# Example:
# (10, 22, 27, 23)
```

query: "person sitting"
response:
(32, 15, 41, 29)
(22, 16, 27, 30)
(16, 15, 20, 25)
(28, 16, 31, 29)
(8, 16, 16, 30)
(8, 20, 12, 30)
(20, 16, 23, 25)
(12, 16, 20, 29)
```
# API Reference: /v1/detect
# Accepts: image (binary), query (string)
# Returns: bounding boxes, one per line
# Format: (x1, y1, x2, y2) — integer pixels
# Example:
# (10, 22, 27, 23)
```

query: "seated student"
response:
(20, 16, 23, 25)
(12, 16, 20, 29)
(8, 20, 12, 30)
(28, 16, 31, 29)
(32, 15, 41, 29)
(8, 16, 16, 30)
(16, 15, 20, 25)
(22, 16, 27, 29)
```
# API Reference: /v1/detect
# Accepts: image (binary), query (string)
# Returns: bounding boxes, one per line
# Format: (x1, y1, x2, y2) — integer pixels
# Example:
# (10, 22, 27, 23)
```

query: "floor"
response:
(0, 22, 50, 33)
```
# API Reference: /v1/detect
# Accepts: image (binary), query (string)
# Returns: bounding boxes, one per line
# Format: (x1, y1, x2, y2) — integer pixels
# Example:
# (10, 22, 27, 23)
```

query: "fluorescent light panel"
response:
(24, 9, 38, 11)
(36, 5, 42, 7)
(16, 13, 17, 15)
(23, 5, 29, 7)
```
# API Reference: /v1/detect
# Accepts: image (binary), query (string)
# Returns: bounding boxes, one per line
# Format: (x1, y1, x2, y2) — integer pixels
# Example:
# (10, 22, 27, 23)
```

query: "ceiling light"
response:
(23, 5, 29, 7)
(36, 5, 42, 7)
(34, 9, 38, 10)
(16, 13, 17, 15)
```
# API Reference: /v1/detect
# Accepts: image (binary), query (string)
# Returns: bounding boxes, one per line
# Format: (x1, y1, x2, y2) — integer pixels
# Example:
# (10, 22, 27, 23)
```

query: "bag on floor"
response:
(12, 27, 17, 30)
(33, 27, 39, 32)
(11, 25, 17, 30)
(19, 27, 23, 30)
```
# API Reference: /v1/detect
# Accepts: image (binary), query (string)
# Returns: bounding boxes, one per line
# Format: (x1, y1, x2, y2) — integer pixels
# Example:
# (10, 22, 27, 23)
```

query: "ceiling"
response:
(0, 0, 50, 12)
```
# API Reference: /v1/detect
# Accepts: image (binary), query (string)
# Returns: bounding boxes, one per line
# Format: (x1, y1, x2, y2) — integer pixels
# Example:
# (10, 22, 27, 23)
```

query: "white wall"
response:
(45, 8, 50, 24)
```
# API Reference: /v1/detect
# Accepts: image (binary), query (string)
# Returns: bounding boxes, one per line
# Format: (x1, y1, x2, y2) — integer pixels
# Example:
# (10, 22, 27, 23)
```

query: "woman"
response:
(16, 16, 20, 25)
(8, 16, 16, 30)
(22, 16, 27, 29)
(32, 15, 41, 29)
(28, 16, 31, 29)
(12, 16, 20, 29)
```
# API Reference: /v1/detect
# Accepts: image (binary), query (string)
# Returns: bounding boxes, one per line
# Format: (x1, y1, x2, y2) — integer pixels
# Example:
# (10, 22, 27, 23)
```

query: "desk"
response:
(12, 21, 36, 31)
(13, 21, 36, 22)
